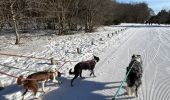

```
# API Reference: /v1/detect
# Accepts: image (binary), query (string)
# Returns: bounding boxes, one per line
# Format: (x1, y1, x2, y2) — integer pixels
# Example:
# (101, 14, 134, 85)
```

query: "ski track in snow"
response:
(0, 24, 170, 100)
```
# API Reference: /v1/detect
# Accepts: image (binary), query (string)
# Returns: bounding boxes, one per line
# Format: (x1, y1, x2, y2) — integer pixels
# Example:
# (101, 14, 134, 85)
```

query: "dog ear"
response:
(94, 56, 99, 62)
(132, 54, 136, 58)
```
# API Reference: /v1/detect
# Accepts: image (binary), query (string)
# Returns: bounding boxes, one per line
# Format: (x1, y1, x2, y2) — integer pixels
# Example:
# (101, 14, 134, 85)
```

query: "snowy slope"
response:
(0, 24, 170, 100)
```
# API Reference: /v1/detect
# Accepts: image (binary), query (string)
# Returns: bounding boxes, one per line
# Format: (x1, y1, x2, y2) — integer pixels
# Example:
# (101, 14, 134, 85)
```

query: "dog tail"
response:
(17, 75, 24, 85)
(69, 69, 75, 75)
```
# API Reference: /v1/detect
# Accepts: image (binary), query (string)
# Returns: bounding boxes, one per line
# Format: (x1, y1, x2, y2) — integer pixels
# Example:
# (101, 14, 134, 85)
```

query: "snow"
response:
(0, 24, 170, 100)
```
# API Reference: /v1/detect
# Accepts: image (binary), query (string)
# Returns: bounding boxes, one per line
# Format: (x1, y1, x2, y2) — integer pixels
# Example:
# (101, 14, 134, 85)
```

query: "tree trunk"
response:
(58, 12, 62, 35)
(85, 10, 89, 32)
(61, 4, 67, 35)
(89, 10, 93, 32)
(13, 15, 19, 45)
(10, 1, 20, 45)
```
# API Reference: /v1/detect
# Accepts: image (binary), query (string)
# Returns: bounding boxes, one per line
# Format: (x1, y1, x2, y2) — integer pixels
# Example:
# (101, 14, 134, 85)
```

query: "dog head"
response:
(57, 71, 61, 77)
(131, 54, 142, 63)
(132, 54, 136, 59)
(17, 75, 24, 85)
(53, 68, 61, 77)
(55, 70, 61, 77)
(93, 55, 100, 62)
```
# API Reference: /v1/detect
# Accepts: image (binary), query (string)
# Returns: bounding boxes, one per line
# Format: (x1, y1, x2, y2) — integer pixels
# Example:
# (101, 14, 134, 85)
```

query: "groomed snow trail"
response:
(42, 26, 170, 100)
(0, 24, 170, 100)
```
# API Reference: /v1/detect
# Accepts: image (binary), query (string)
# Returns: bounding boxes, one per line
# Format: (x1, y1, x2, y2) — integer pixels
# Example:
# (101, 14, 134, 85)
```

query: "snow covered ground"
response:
(0, 24, 170, 100)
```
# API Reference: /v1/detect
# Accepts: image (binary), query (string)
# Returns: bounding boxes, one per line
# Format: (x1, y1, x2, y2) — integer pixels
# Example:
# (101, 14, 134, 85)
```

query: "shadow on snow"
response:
(42, 77, 128, 100)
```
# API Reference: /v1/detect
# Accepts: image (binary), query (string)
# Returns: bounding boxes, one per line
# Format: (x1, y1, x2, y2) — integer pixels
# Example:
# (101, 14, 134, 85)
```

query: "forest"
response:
(0, 0, 169, 44)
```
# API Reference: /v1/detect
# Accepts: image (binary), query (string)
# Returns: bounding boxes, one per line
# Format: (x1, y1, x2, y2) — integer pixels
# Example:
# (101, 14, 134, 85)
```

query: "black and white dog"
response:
(69, 55, 99, 87)
(126, 54, 143, 97)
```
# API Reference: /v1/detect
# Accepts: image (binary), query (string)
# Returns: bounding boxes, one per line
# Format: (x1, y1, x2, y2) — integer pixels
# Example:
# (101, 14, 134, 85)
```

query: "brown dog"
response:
(17, 70, 61, 100)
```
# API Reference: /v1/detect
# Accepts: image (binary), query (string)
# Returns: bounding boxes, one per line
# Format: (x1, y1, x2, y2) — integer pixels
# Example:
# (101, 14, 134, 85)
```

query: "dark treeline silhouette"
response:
(0, 0, 151, 44)
(112, 2, 150, 23)
(147, 10, 170, 24)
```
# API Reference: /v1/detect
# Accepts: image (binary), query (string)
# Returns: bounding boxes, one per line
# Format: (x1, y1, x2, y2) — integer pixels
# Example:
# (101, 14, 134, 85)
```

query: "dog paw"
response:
(34, 96, 39, 99)
(135, 94, 138, 97)
(52, 80, 58, 83)
(71, 84, 73, 87)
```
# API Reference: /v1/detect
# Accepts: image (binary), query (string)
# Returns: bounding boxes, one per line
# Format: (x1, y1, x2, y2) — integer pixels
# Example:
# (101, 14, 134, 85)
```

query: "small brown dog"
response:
(17, 70, 61, 100)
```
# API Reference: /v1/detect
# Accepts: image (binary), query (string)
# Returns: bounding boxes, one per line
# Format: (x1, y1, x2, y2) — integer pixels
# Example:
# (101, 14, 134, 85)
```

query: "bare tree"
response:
(0, 0, 28, 44)
(10, 0, 20, 44)
(0, 0, 153, 38)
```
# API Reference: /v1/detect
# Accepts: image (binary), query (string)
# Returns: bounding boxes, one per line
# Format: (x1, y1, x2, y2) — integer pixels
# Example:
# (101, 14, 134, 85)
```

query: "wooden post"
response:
(50, 58, 55, 65)
(77, 48, 81, 54)
(112, 33, 114, 36)
(99, 38, 103, 41)
(91, 41, 94, 45)
(91, 38, 95, 45)
(107, 34, 110, 38)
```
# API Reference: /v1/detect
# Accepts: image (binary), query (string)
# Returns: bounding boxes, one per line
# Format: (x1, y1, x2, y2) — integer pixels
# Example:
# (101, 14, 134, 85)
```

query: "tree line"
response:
(0, 0, 152, 44)
(148, 10, 170, 24)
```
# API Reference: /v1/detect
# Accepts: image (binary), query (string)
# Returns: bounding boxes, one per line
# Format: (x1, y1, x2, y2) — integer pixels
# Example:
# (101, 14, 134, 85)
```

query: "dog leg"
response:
(93, 71, 96, 77)
(135, 85, 138, 97)
(33, 82, 39, 99)
(90, 70, 92, 76)
(52, 73, 58, 83)
(22, 96, 24, 100)
(71, 74, 78, 87)
(33, 90, 38, 99)
(22, 89, 28, 100)
(127, 87, 132, 96)
(131, 86, 136, 97)
(127, 87, 130, 96)
(42, 81, 46, 93)
(53, 77, 62, 86)
(80, 70, 85, 79)
(130, 86, 137, 97)
(90, 70, 96, 77)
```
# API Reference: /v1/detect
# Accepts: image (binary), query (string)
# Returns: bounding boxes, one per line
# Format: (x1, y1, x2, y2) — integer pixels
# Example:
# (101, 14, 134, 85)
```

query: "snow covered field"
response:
(0, 24, 170, 100)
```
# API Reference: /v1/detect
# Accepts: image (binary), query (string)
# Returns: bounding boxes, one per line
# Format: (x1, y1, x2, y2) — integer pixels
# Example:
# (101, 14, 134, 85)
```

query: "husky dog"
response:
(126, 54, 143, 97)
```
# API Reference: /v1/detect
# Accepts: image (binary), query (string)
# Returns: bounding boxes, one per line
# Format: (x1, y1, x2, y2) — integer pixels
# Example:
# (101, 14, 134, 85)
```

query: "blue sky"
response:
(117, 0, 170, 13)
